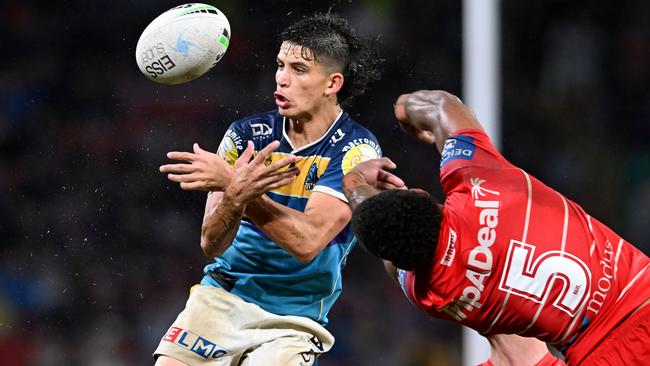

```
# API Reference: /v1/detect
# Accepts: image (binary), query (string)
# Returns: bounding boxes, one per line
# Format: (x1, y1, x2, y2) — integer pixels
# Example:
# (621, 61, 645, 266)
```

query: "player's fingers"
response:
(166, 151, 196, 162)
(377, 157, 397, 170)
(251, 140, 280, 165)
(377, 182, 399, 190)
(160, 163, 195, 174)
(398, 122, 436, 144)
(266, 155, 297, 172)
(167, 173, 198, 183)
(272, 167, 301, 179)
(236, 141, 255, 168)
(193, 143, 207, 155)
(378, 170, 406, 188)
(257, 169, 299, 187)
(263, 174, 299, 191)
(179, 181, 207, 191)
(271, 176, 298, 189)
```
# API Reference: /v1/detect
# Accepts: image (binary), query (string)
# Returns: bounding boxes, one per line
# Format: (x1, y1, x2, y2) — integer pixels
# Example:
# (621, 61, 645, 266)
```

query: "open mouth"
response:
(274, 92, 290, 108)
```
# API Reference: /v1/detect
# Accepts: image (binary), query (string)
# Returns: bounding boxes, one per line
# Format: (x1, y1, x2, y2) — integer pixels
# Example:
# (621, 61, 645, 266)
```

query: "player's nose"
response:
(276, 69, 290, 87)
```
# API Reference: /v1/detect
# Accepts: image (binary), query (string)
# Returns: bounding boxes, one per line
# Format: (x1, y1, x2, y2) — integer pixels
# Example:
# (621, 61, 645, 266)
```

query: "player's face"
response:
(274, 42, 335, 119)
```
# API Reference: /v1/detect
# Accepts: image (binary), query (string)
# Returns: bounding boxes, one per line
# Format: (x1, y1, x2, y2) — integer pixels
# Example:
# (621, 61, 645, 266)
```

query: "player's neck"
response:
(286, 104, 342, 148)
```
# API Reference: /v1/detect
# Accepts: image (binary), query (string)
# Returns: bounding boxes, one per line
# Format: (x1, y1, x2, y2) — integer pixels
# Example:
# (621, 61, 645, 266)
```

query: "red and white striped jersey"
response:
(398, 129, 650, 364)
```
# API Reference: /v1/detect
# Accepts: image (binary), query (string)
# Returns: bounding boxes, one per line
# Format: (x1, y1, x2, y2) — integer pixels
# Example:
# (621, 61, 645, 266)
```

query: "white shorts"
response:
(154, 285, 335, 365)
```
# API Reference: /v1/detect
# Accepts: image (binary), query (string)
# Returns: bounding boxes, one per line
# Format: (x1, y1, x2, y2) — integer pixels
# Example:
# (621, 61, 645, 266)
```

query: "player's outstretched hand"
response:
(224, 141, 300, 204)
(350, 158, 406, 190)
(160, 143, 234, 191)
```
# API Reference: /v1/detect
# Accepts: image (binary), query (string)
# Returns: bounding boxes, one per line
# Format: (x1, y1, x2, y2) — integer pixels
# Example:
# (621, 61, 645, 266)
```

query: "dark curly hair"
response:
(279, 13, 382, 107)
(351, 190, 442, 270)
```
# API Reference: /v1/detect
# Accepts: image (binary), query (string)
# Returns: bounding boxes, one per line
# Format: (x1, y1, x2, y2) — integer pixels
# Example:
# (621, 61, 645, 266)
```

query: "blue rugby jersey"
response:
(201, 110, 381, 325)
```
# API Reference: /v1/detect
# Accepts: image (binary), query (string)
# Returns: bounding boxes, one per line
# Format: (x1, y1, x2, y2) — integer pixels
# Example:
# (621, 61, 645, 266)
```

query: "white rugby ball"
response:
(135, 3, 231, 85)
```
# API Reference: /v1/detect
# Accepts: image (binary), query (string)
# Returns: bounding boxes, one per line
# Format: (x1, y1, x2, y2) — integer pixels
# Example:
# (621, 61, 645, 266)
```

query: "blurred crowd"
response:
(1, 1, 648, 365)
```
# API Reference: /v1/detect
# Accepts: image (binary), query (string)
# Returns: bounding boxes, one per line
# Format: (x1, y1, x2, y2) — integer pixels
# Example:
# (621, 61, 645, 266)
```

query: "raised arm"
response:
(341, 157, 404, 211)
(244, 192, 351, 263)
(161, 143, 404, 263)
(200, 191, 243, 257)
(198, 141, 299, 258)
(160, 141, 343, 263)
(245, 157, 407, 263)
(393, 90, 484, 153)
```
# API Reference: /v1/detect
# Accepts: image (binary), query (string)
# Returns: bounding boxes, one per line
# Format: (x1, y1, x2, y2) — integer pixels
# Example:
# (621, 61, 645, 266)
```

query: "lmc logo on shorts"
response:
(163, 326, 228, 359)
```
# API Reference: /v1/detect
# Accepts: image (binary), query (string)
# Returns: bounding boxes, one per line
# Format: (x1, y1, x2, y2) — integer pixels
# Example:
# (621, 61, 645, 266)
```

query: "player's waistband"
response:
(206, 268, 237, 291)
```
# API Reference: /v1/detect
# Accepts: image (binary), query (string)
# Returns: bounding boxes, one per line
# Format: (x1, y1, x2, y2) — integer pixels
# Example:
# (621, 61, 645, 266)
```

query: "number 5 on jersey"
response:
(499, 240, 592, 316)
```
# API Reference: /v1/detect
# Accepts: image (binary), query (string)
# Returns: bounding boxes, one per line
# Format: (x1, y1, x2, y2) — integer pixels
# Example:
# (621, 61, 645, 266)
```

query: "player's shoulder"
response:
(337, 112, 378, 139)
(230, 110, 282, 131)
(326, 111, 381, 154)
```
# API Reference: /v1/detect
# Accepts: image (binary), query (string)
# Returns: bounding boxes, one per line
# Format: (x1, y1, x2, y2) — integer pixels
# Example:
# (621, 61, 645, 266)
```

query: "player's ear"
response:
(325, 72, 344, 96)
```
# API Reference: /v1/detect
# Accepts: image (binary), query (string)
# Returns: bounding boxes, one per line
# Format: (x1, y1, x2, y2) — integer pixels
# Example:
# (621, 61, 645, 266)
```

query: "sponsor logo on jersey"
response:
(440, 136, 476, 167)
(442, 177, 499, 321)
(251, 122, 272, 137)
(341, 138, 380, 153)
(586, 239, 617, 318)
(218, 129, 243, 165)
(329, 129, 346, 146)
(440, 229, 458, 267)
(162, 326, 228, 359)
(341, 144, 380, 175)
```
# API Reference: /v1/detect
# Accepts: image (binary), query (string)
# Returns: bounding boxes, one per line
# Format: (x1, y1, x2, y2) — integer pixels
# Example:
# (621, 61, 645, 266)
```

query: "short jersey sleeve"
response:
(216, 121, 251, 166)
(312, 129, 382, 202)
(398, 269, 417, 306)
(439, 129, 512, 189)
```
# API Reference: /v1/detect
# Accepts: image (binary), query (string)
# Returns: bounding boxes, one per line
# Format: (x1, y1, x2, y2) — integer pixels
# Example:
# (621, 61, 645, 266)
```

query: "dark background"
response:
(1, 1, 649, 365)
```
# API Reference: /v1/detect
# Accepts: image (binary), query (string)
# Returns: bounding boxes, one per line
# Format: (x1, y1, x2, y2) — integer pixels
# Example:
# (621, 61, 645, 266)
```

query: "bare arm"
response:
(246, 157, 406, 263)
(244, 192, 351, 263)
(161, 143, 403, 263)
(342, 171, 380, 211)
(341, 157, 406, 211)
(196, 141, 299, 258)
(486, 334, 564, 366)
(393, 90, 484, 153)
(200, 191, 244, 257)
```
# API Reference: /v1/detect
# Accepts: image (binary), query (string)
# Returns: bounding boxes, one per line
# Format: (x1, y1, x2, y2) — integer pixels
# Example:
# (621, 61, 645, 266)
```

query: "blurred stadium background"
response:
(1, 1, 649, 365)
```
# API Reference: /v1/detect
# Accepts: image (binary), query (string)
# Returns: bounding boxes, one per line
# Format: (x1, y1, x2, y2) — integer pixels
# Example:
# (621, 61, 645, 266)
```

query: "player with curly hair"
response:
(153, 13, 399, 366)
(343, 90, 650, 365)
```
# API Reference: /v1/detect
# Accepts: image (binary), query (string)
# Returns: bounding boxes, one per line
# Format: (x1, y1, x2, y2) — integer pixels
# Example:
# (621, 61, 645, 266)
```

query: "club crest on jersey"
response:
(305, 163, 319, 190)
(162, 326, 229, 359)
(441, 136, 476, 167)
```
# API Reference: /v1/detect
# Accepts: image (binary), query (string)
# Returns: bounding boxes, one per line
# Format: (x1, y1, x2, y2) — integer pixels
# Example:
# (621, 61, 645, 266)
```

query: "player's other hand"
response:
(350, 157, 406, 190)
(225, 141, 300, 205)
(160, 143, 234, 191)
(394, 93, 436, 145)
